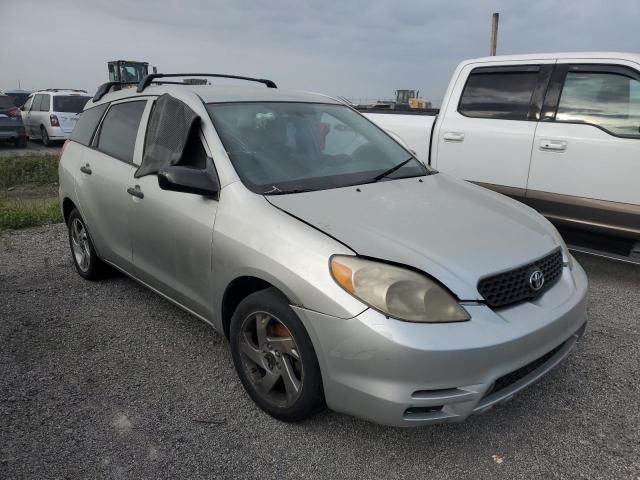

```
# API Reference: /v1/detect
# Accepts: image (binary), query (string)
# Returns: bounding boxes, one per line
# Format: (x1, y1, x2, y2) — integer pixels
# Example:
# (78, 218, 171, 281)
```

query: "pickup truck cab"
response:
(364, 52, 640, 252)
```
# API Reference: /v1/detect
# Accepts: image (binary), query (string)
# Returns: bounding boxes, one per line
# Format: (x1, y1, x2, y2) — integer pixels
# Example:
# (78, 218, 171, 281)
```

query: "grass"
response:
(0, 154, 62, 230)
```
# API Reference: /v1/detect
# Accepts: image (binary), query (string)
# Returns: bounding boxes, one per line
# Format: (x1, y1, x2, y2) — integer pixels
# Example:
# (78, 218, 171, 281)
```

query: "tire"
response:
(14, 136, 27, 148)
(67, 208, 106, 280)
(41, 126, 50, 147)
(230, 288, 325, 422)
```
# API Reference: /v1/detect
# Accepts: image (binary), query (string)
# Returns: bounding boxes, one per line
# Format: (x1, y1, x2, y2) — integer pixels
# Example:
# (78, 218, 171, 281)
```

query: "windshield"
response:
(0, 95, 14, 110)
(207, 102, 428, 194)
(6, 92, 30, 107)
(53, 95, 90, 113)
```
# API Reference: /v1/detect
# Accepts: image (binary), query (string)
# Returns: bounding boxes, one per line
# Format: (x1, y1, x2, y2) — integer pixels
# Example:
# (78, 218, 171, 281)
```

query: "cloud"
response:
(2, 0, 640, 106)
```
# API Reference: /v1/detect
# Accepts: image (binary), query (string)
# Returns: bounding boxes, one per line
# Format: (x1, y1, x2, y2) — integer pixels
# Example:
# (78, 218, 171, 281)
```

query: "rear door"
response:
(527, 60, 640, 238)
(25, 94, 43, 136)
(434, 61, 554, 201)
(53, 95, 90, 134)
(74, 99, 150, 271)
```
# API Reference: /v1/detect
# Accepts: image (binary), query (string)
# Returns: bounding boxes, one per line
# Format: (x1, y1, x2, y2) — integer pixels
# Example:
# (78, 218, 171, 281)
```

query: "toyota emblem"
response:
(529, 269, 545, 291)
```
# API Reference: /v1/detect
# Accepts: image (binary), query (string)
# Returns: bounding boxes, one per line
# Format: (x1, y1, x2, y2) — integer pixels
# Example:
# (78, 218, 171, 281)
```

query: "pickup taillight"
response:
(50, 114, 60, 127)
(7, 107, 20, 118)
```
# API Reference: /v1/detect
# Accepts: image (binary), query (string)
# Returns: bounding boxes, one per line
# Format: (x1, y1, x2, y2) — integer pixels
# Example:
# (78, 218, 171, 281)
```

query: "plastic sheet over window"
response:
(135, 94, 200, 178)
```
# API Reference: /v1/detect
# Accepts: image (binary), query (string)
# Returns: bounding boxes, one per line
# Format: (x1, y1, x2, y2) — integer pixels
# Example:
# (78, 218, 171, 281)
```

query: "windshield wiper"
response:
(370, 157, 418, 183)
(263, 187, 316, 195)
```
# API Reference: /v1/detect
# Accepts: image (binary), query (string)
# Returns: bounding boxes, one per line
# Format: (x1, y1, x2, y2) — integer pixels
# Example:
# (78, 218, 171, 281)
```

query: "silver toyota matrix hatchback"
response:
(59, 73, 588, 427)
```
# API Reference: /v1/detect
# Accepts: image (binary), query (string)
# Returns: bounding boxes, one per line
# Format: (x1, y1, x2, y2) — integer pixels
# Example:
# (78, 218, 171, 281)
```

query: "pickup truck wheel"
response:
(67, 209, 106, 280)
(230, 288, 325, 422)
(41, 126, 50, 147)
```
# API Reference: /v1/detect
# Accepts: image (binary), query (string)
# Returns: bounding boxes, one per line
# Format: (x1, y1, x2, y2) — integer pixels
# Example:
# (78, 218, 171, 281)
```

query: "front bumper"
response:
(294, 260, 588, 427)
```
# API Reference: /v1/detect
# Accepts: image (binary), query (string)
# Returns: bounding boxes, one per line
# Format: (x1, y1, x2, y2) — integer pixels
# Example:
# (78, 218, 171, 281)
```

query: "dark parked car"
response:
(0, 93, 27, 147)
(4, 89, 32, 107)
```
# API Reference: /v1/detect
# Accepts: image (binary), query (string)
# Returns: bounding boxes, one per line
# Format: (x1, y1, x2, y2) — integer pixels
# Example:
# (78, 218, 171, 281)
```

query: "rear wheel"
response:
(230, 288, 325, 422)
(67, 209, 106, 280)
(40, 126, 50, 147)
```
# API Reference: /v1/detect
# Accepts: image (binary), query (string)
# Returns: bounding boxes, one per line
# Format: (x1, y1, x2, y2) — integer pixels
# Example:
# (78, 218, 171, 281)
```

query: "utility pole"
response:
(490, 12, 499, 56)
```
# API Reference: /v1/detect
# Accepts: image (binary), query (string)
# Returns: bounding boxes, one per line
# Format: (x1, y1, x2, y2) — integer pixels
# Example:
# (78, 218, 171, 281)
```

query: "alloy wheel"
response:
(237, 311, 303, 407)
(70, 218, 91, 272)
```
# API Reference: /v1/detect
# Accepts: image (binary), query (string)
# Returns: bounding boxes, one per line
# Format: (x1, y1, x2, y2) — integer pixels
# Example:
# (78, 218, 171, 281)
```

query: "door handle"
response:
(539, 139, 567, 151)
(443, 132, 465, 142)
(79, 164, 92, 175)
(127, 185, 144, 199)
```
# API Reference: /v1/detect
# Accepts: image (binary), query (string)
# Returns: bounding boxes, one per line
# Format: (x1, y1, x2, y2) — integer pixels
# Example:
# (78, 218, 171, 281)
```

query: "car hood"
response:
(266, 174, 562, 300)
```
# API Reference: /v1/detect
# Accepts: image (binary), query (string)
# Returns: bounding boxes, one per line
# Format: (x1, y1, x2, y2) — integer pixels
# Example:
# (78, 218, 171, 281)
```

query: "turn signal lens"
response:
(50, 114, 59, 127)
(330, 258, 354, 293)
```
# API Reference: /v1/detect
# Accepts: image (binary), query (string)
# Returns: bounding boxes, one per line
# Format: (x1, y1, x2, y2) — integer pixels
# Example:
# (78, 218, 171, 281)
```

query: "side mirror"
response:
(157, 160, 219, 197)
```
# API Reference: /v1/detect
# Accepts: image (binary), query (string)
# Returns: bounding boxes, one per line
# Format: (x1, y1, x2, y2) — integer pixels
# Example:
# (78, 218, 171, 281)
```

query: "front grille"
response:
(483, 340, 566, 398)
(477, 248, 563, 308)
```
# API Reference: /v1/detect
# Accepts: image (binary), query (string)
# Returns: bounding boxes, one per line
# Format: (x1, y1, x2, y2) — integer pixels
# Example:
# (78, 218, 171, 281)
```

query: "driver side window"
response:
(177, 126, 208, 169)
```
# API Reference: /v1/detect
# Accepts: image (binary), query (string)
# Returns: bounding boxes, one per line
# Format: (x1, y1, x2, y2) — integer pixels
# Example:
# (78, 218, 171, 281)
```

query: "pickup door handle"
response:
(443, 132, 465, 142)
(79, 164, 92, 175)
(540, 139, 567, 151)
(127, 186, 144, 199)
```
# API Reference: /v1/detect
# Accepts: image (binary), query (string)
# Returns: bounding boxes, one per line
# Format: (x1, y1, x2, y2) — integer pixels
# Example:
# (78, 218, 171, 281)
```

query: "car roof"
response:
(32, 89, 90, 96)
(87, 83, 342, 109)
(463, 51, 640, 65)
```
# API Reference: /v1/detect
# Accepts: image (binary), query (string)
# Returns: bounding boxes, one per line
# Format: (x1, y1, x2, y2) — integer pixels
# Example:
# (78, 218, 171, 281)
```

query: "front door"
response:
(433, 62, 554, 201)
(527, 61, 640, 237)
(129, 129, 219, 319)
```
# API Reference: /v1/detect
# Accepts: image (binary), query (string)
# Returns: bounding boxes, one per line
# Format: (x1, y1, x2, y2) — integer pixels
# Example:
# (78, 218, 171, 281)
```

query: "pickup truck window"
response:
(208, 102, 427, 194)
(556, 71, 640, 138)
(459, 67, 539, 120)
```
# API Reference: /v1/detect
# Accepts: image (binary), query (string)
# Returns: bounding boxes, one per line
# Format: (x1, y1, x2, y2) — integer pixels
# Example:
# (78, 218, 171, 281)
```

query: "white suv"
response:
(21, 89, 91, 146)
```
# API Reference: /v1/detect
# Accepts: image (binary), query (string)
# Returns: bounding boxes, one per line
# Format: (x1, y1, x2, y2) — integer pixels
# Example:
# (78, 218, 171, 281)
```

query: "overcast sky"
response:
(2, 0, 640, 106)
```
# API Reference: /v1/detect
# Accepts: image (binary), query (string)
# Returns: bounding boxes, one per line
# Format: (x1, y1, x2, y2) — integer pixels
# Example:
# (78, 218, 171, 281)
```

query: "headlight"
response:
(330, 255, 470, 323)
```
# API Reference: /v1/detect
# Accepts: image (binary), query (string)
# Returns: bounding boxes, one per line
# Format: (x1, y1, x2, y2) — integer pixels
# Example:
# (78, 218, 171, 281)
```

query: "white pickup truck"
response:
(362, 52, 640, 256)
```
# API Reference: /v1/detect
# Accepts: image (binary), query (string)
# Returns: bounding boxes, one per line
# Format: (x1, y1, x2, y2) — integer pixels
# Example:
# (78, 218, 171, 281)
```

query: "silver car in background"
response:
(58, 74, 588, 427)
(21, 89, 90, 146)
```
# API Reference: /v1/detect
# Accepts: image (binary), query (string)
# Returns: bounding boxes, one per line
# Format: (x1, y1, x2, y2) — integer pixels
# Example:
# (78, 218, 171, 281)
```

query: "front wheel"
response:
(67, 208, 106, 280)
(230, 288, 325, 422)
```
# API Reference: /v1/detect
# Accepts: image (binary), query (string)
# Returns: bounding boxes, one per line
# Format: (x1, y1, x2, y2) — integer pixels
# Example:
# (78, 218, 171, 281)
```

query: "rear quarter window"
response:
(70, 104, 108, 146)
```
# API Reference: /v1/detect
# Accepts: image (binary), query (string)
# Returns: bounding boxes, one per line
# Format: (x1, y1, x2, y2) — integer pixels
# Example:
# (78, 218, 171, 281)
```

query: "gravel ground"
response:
(1, 224, 639, 479)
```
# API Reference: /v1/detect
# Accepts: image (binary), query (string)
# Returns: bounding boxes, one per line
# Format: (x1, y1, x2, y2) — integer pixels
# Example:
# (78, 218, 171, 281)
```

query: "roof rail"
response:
(93, 82, 139, 102)
(44, 88, 88, 93)
(136, 73, 277, 93)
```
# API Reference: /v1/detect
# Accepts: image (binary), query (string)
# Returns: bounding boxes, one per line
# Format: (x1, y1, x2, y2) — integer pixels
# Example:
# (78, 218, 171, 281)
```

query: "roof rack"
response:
(136, 73, 277, 93)
(92, 81, 139, 102)
(44, 88, 88, 93)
